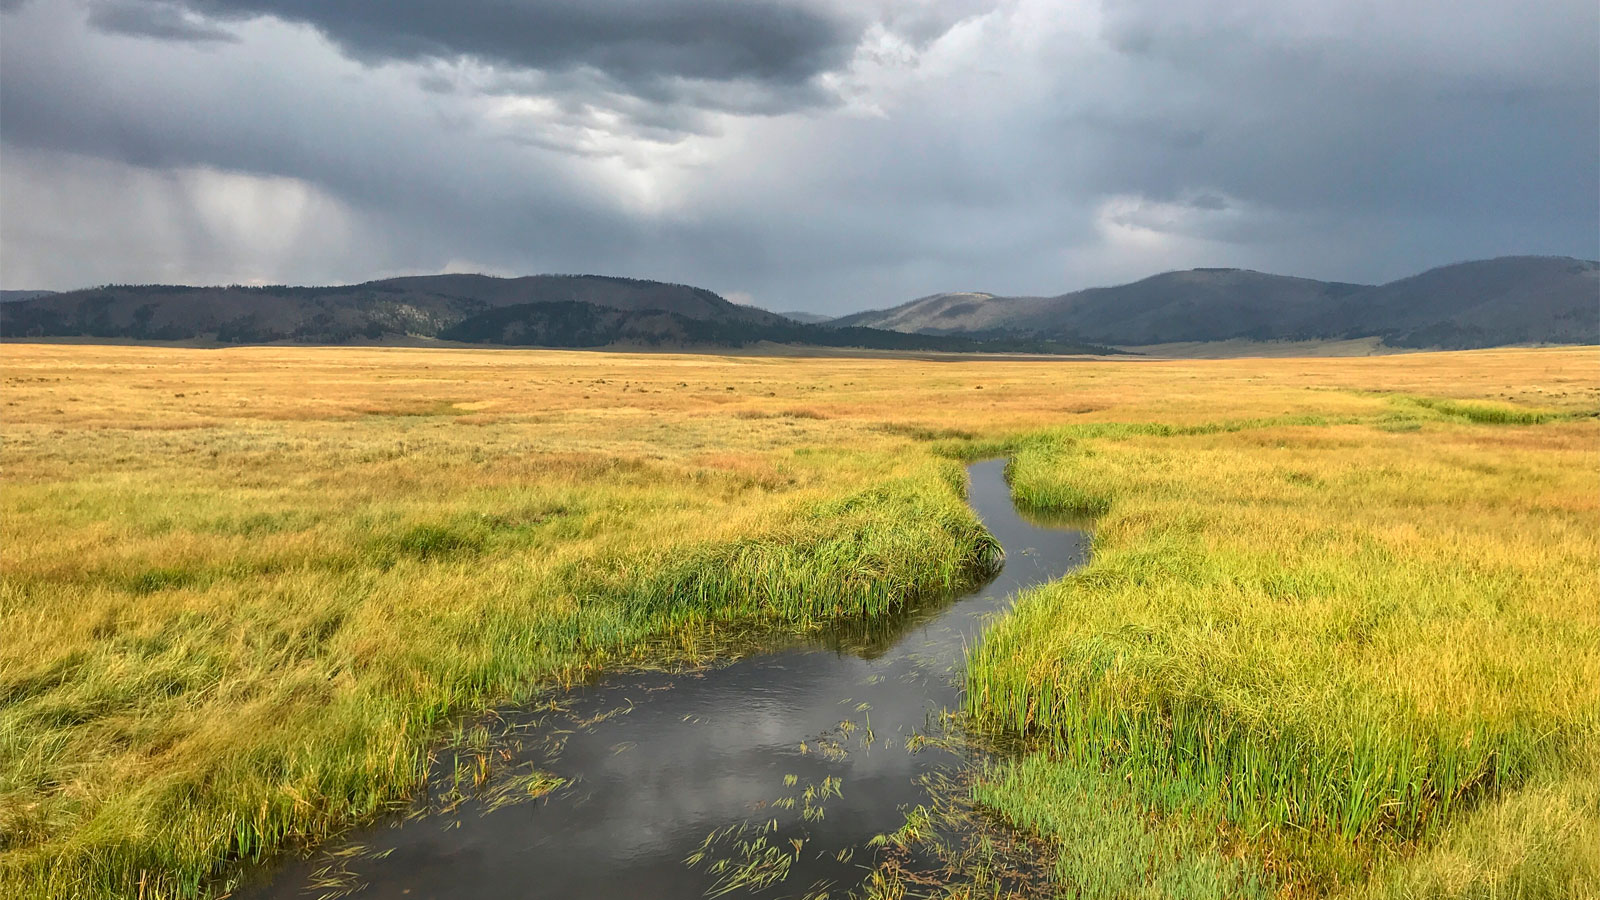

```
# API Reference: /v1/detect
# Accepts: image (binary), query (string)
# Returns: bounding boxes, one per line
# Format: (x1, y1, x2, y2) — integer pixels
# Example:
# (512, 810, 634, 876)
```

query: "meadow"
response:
(1, 342, 1594, 899)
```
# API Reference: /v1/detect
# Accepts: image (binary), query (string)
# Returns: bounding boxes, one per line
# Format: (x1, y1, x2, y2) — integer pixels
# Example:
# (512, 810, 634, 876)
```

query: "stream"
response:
(246, 459, 1088, 899)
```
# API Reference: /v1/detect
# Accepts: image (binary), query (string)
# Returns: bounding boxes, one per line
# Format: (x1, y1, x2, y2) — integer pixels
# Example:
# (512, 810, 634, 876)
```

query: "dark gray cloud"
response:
(1, 0, 1596, 311)
(87, 0, 236, 43)
(101, 0, 865, 113)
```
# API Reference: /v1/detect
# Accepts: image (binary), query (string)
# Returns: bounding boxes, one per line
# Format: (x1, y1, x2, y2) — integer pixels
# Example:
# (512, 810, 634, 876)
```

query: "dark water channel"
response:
(248, 460, 1088, 899)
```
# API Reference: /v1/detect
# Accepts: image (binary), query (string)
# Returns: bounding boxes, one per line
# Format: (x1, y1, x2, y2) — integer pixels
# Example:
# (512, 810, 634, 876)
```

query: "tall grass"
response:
(1346, 746, 1600, 900)
(972, 754, 1276, 899)
(1, 467, 995, 899)
(967, 418, 1600, 888)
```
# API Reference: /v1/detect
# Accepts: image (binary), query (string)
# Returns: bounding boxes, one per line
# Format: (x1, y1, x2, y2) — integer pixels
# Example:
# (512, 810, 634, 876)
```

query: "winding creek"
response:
(246, 460, 1088, 898)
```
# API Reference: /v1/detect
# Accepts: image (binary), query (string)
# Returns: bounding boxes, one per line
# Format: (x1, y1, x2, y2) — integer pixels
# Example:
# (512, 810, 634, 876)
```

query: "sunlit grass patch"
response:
(1390, 393, 1577, 425)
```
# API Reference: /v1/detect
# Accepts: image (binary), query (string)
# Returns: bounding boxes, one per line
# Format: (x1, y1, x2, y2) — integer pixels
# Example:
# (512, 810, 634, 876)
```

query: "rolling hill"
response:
(4, 256, 1592, 352)
(1290, 257, 1600, 347)
(0, 274, 1115, 354)
(0, 275, 785, 344)
(833, 257, 1598, 348)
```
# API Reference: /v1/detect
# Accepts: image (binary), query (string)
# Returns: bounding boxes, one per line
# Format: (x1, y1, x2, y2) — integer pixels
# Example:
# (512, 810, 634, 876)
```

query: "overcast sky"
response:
(1, 0, 1595, 313)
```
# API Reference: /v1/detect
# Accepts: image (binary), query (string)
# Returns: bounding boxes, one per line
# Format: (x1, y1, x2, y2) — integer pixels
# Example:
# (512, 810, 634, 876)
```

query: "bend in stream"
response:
(246, 459, 1089, 899)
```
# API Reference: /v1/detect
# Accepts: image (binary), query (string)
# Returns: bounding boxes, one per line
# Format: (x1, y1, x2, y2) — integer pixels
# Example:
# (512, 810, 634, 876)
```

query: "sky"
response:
(1, 0, 1596, 314)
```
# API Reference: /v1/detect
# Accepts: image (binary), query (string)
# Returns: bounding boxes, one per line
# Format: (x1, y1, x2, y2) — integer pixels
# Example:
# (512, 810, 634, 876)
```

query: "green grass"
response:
(1345, 747, 1600, 900)
(965, 417, 1600, 893)
(1391, 393, 1569, 425)
(972, 754, 1275, 899)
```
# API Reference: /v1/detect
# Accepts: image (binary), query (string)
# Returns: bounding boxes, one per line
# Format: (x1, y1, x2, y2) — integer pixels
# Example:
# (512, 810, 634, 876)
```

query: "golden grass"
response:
(1, 342, 1595, 899)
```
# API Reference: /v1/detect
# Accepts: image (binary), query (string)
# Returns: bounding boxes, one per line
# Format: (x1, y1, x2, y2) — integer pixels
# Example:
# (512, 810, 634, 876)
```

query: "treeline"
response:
(0, 294, 1122, 354)
(439, 302, 1122, 354)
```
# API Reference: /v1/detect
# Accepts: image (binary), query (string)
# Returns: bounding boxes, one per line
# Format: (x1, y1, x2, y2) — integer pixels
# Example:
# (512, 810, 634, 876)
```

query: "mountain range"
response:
(830, 256, 1598, 349)
(0, 274, 1112, 354)
(1, 256, 1593, 352)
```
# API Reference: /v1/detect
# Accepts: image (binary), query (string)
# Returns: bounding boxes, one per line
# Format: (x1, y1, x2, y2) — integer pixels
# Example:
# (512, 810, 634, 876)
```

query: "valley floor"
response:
(1, 343, 1594, 898)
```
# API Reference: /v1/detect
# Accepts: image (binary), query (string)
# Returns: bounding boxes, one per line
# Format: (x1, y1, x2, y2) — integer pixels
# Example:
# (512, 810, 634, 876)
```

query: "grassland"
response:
(1, 343, 1595, 899)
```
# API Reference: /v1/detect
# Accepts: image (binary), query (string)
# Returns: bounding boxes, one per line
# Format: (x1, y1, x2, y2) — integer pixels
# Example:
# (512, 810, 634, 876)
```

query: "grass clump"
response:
(382, 522, 488, 560)
(972, 754, 1275, 899)
(1391, 393, 1576, 425)
(1345, 748, 1600, 900)
(590, 477, 999, 629)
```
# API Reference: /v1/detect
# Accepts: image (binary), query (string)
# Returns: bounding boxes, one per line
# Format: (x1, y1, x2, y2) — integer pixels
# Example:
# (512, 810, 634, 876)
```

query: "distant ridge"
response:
(832, 256, 1598, 349)
(4, 257, 1593, 351)
(0, 274, 778, 345)
(0, 274, 1116, 354)
(1292, 257, 1600, 347)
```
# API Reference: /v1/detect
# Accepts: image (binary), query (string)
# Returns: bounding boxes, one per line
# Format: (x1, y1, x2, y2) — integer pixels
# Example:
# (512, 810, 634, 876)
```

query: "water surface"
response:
(249, 460, 1087, 898)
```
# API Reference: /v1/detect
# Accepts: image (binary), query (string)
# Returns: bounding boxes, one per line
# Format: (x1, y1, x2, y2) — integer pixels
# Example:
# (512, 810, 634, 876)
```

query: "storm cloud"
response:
(2, 0, 1595, 313)
(147, 0, 864, 109)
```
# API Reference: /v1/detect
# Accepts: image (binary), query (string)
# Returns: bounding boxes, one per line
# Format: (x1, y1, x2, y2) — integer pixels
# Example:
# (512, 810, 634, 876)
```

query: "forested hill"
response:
(0, 274, 1116, 354)
(830, 257, 1599, 348)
